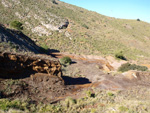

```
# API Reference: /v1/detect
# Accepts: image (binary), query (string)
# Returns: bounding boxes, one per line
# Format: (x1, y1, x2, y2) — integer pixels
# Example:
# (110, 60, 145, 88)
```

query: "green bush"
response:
(115, 51, 126, 60)
(86, 90, 95, 98)
(10, 21, 23, 30)
(118, 63, 148, 72)
(52, 0, 58, 4)
(137, 18, 140, 21)
(107, 92, 114, 96)
(59, 56, 72, 65)
(82, 24, 89, 29)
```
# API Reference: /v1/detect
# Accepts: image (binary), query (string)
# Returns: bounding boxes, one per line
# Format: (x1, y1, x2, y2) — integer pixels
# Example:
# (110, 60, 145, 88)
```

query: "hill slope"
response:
(0, 24, 40, 53)
(0, 0, 150, 60)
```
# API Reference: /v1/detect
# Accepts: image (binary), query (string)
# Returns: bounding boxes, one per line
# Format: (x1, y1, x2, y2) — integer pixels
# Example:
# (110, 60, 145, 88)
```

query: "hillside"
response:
(1, 1, 150, 112)
(0, 24, 41, 53)
(0, 0, 150, 60)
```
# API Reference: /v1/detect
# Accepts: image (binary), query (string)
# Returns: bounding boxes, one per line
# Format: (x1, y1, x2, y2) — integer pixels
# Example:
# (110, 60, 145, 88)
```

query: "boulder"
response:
(0, 52, 62, 79)
(122, 70, 140, 80)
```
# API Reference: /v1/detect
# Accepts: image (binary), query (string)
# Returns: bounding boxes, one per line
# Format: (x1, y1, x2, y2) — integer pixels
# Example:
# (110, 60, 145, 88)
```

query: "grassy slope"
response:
(0, 0, 150, 60)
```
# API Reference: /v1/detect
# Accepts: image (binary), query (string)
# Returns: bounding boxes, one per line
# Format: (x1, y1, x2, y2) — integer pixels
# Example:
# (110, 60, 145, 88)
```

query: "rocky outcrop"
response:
(0, 51, 62, 80)
(0, 51, 77, 103)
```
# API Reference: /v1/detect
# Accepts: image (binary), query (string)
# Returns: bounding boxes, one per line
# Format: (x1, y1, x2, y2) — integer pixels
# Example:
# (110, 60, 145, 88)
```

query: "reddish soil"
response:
(1, 52, 150, 104)
(51, 52, 150, 90)
(0, 74, 74, 104)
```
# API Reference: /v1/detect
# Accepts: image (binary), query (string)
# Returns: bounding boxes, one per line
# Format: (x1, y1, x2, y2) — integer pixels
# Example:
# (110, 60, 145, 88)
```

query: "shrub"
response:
(118, 63, 148, 72)
(86, 90, 95, 98)
(115, 51, 126, 60)
(137, 18, 140, 21)
(107, 92, 114, 96)
(59, 56, 72, 65)
(52, 0, 58, 4)
(82, 24, 89, 29)
(10, 21, 23, 30)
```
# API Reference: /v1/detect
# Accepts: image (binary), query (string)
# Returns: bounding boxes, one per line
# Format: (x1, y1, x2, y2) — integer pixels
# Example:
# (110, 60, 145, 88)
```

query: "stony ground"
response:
(0, 52, 150, 113)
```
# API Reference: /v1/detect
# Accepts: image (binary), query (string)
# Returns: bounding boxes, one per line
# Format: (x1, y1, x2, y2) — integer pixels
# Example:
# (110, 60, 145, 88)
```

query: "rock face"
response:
(0, 51, 62, 80)
(0, 51, 76, 103)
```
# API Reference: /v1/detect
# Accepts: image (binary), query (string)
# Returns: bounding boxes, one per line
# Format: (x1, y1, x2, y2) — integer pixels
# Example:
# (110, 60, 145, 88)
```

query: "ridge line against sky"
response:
(60, 0, 150, 23)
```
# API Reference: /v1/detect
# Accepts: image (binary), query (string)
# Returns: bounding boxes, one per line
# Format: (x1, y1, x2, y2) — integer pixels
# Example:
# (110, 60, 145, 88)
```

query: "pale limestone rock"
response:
(122, 70, 139, 80)
(1, 0, 12, 7)
(32, 26, 52, 36)
(15, 12, 23, 19)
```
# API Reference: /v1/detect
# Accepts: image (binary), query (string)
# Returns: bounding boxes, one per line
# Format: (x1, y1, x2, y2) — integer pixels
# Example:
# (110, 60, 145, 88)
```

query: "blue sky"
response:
(60, 0, 150, 23)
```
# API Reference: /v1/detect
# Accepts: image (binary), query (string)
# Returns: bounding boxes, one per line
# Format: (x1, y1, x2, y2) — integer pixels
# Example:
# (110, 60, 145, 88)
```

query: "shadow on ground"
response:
(0, 24, 60, 55)
(62, 76, 91, 85)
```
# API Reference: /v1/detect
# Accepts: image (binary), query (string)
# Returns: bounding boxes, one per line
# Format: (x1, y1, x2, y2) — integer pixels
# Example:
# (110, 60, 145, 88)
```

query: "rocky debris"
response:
(0, 51, 62, 80)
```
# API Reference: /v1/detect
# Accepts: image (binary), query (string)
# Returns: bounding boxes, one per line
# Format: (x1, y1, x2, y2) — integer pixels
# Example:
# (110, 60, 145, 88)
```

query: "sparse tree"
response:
(52, 0, 58, 4)
(137, 18, 140, 21)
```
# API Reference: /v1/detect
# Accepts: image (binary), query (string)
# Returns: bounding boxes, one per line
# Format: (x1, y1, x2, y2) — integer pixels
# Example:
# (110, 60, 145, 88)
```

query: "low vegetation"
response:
(118, 63, 148, 72)
(59, 56, 72, 65)
(1, 0, 150, 112)
(115, 51, 126, 60)
(137, 18, 141, 21)
(10, 21, 23, 30)
(0, 88, 150, 112)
